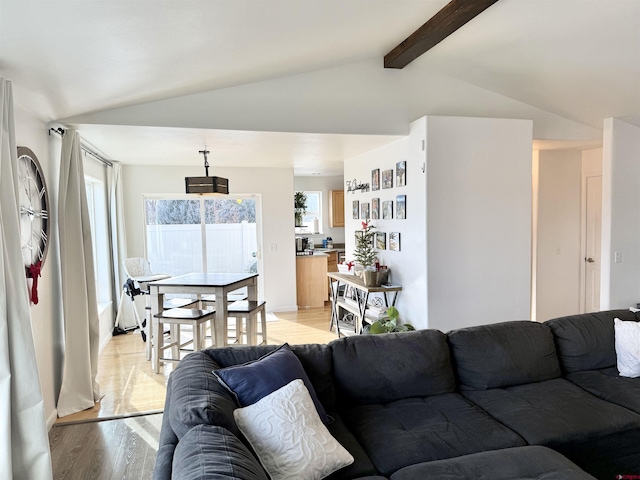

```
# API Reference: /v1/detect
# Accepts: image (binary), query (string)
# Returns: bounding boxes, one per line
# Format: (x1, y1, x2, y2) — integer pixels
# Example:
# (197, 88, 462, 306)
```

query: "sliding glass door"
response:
(144, 195, 260, 278)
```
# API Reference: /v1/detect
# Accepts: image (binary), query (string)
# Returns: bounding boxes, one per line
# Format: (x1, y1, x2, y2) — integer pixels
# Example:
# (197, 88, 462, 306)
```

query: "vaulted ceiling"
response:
(1, 0, 638, 174)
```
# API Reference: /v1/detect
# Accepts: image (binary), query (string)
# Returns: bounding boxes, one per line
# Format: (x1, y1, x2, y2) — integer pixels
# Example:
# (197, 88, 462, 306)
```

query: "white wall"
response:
(344, 116, 533, 331)
(534, 149, 582, 321)
(601, 118, 640, 309)
(426, 116, 533, 331)
(344, 118, 427, 328)
(294, 175, 345, 245)
(122, 165, 297, 311)
(14, 105, 62, 428)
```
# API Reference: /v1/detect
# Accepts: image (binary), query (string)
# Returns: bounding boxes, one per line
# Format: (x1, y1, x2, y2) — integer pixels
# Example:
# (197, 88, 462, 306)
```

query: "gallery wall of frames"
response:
(349, 160, 406, 252)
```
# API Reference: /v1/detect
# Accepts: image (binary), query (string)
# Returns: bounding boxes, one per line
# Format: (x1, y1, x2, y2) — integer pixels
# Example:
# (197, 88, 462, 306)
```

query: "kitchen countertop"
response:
(297, 251, 329, 257)
(296, 246, 346, 258)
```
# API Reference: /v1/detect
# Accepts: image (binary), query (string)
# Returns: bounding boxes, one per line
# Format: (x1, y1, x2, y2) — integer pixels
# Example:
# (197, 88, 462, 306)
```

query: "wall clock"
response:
(17, 146, 49, 303)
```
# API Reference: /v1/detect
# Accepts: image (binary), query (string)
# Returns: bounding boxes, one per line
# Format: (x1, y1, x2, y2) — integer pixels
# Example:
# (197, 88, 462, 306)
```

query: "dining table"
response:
(148, 272, 259, 371)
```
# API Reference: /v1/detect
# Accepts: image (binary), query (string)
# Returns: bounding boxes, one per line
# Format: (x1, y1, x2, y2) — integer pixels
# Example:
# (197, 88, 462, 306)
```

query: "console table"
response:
(327, 272, 402, 337)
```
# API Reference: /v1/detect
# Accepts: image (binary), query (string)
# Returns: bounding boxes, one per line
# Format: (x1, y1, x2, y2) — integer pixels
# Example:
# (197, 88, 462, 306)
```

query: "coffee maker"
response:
(295, 236, 309, 252)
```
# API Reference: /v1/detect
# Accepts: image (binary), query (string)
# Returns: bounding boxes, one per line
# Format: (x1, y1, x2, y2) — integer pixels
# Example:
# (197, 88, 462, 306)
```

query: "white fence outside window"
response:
(146, 222, 257, 277)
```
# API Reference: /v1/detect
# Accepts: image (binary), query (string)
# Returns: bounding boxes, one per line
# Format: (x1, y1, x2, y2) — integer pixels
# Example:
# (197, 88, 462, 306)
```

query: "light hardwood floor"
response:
(49, 414, 163, 480)
(55, 306, 337, 424)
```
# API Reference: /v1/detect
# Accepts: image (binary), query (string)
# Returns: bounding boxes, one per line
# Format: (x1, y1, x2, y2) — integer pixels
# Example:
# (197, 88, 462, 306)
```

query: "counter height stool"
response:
(145, 298, 198, 361)
(153, 307, 215, 373)
(227, 300, 267, 346)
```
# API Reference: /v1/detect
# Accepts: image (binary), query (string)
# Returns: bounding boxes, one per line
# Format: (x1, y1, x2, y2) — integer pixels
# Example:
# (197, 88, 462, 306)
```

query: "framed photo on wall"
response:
(382, 200, 393, 219)
(382, 169, 393, 189)
(396, 195, 406, 219)
(376, 232, 387, 250)
(361, 202, 370, 220)
(355, 230, 372, 247)
(371, 169, 380, 191)
(396, 161, 406, 187)
(371, 198, 380, 219)
(352, 200, 360, 219)
(389, 232, 401, 251)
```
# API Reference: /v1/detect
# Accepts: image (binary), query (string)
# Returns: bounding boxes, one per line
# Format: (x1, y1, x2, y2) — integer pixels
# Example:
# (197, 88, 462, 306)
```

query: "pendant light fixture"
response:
(185, 147, 229, 194)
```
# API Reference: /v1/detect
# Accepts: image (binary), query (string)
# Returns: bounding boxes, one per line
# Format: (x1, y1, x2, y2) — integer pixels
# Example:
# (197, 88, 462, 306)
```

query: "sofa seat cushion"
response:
(331, 330, 457, 406)
(448, 321, 561, 390)
(566, 367, 640, 414)
(546, 309, 637, 373)
(461, 378, 640, 478)
(172, 424, 268, 480)
(325, 413, 378, 480)
(342, 393, 526, 477)
(389, 446, 596, 480)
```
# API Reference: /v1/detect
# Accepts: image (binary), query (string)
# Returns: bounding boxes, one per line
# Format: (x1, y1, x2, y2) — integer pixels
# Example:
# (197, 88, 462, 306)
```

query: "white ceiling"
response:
(1, 0, 639, 175)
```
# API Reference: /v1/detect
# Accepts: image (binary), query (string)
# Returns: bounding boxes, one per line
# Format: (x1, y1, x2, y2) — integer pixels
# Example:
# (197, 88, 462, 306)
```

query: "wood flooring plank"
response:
(50, 415, 162, 480)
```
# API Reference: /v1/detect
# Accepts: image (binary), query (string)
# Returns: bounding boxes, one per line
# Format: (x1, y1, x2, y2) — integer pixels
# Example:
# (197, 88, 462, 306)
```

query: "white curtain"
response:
(110, 162, 127, 290)
(109, 162, 135, 328)
(56, 129, 101, 417)
(0, 79, 53, 478)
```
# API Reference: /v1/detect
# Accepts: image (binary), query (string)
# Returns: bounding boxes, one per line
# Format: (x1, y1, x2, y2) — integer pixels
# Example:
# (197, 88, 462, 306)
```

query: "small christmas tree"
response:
(354, 221, 377, 267)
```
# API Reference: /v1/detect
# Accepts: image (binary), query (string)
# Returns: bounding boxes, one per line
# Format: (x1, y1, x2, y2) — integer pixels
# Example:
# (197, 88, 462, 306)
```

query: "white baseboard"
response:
(46, 409, 58, 431)
(273, 305, 299, 312)
(99, 331, 113, 354)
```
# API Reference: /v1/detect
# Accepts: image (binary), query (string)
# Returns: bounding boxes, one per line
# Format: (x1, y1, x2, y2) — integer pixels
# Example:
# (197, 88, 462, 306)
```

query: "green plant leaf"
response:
(386, 306, 399, 321)
(368, 321, 389, 334)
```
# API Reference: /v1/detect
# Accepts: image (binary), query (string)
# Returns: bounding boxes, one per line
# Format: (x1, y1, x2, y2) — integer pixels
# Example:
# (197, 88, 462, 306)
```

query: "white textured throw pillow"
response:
(614, 318, 640, 378)
(233, 379, 354, 480)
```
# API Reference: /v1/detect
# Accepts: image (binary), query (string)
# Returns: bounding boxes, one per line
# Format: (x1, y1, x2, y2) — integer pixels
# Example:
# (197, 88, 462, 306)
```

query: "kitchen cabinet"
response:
(329, 190, 345, 227)
(296, 255, 328, 308)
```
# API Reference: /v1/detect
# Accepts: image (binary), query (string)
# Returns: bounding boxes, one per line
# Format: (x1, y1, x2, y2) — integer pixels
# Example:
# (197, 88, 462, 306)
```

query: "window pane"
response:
(305, 192, 320, 214)
(301, 191, 322, 232)
(145, 199, 203, 275)
(204, 198, 257, 274)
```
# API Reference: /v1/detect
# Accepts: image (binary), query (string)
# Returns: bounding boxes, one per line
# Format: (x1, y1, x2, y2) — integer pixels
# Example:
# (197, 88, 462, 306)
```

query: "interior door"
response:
(584, 175, 602, 313)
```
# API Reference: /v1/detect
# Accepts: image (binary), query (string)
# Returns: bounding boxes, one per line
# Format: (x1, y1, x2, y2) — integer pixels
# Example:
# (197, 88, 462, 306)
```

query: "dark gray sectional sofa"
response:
(154, 310, 640, 480)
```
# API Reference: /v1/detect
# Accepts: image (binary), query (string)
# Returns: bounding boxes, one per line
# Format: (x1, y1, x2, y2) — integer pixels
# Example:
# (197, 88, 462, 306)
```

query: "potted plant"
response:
(294, 191, 307, 227)
(354, 220, 378, 285)
(365, 306, 415, 334)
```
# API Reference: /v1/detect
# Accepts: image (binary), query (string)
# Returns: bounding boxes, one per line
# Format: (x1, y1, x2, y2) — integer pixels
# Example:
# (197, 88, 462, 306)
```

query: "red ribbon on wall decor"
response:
(28, 260, 42, 305)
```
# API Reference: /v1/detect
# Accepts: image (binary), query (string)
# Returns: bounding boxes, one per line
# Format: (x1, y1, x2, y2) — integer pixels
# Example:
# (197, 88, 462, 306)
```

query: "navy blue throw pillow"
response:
(213, 344, 329, 424)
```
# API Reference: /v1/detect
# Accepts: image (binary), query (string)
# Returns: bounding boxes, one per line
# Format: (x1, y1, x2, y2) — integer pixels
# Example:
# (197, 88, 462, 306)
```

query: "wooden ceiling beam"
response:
(384, 0, 499, 69)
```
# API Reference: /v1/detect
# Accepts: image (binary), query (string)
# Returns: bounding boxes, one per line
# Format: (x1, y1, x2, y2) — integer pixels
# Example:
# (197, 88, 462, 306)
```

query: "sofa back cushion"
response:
(448, 321, 561, 390)
(168, 352, 241, 440)
(546, 309, 638, 373)
(172, 425, 268, 480)
(331, 330, 457, 405)
(206, 343, 336, 412)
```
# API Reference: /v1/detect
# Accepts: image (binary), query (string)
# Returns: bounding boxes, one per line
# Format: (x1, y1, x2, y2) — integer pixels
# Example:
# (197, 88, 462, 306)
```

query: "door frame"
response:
(579, 152, 603, 313)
